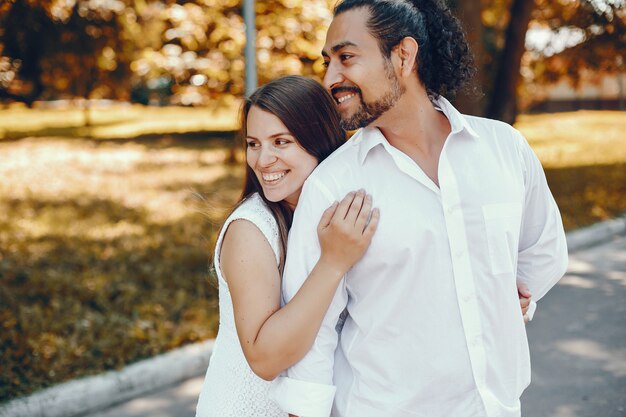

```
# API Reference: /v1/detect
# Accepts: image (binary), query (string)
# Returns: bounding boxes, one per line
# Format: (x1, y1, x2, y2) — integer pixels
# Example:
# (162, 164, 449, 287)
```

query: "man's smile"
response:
(332, 86, 360, 106)
(337, 93, 356, 103)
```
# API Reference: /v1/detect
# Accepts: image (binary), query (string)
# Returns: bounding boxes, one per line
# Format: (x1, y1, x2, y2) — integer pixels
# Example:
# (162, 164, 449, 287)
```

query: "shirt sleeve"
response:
(515, 130, 568, 310)
(269, 175, 348, 417)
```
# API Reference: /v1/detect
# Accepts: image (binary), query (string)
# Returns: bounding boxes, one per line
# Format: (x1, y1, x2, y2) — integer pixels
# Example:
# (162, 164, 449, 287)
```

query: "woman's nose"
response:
(258, 146, 277, 166)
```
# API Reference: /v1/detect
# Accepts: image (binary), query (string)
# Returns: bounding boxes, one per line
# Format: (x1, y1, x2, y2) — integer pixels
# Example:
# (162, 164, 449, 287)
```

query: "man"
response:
(270, 1, 568, 416)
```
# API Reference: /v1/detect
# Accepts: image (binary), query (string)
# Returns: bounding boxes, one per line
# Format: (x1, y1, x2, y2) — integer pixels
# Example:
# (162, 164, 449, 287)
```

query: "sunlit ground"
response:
(0, 135, 243, 400)
(0, 103, 239, 140)
(517, 111, 626, 167)
(516, 111, 626, 229)
(0, 109, 624, 401)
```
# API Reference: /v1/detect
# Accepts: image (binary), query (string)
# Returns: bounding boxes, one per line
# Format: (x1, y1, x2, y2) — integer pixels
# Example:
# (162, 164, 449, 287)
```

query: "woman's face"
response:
(246, 106, 318, 209)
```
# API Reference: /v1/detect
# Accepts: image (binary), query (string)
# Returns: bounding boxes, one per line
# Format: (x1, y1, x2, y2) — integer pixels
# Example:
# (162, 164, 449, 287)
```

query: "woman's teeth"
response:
(262, 171, 286, 182)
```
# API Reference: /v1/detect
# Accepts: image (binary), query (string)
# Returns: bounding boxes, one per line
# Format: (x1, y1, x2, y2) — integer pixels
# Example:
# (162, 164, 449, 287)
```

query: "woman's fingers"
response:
(317, 192, 379, 273)
(335, 191, 357, 221)
(337, 190, 365, 226)
(317, 201, 339, 230)
(363, 208, 380, 239)
(332, 190, 377, 235)
(343, 189, 366, 224)
(354, 194, 373, 233)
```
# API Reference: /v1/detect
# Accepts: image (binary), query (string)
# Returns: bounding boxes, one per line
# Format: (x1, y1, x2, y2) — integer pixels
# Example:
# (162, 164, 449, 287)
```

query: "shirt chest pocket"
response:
(482, 202, 523, 276)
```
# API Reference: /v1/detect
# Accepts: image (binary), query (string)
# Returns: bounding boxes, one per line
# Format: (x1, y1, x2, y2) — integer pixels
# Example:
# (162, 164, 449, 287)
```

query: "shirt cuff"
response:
(526, 300, 537, 321)
(269, 376, 336, 417)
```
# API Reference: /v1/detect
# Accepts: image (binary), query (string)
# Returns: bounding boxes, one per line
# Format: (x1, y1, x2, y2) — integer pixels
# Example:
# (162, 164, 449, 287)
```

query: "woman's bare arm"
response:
(221, 190, 378, 380)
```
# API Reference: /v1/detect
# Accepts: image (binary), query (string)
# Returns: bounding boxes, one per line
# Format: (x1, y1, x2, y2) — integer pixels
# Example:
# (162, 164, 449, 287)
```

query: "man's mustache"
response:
(331, 86, 361, 96)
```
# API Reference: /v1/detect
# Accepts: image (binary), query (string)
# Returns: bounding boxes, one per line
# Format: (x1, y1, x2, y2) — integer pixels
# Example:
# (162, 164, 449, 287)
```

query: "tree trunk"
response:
(486, 0, 535, 124)
(451, 0, 486, 116)
(83, 98, 92, 127)
(1, 0, 48, 107)
(83, 66, 97, 129)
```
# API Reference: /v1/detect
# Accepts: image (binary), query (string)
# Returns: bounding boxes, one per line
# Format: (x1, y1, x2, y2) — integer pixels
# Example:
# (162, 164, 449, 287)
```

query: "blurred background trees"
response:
(0, 0, 624, 123)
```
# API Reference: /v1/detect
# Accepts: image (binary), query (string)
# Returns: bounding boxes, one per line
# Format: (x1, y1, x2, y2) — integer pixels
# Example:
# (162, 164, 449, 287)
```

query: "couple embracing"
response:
(195, 1, 568, 416)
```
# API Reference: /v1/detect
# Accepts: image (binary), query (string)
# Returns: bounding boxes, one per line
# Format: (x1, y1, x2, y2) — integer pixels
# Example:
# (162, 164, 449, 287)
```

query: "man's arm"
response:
(515, 130, 568, 316)
(270, 176, 349, 417)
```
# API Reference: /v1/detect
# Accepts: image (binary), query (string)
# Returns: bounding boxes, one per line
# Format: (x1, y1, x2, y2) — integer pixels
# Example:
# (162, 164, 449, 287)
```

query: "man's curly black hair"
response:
(334, 0, 476, 98)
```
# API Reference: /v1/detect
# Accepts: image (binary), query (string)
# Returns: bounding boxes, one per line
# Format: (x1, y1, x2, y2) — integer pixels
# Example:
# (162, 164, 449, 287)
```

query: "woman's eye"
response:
(246, 141, 258, 148)
(275, 139, 290, 146)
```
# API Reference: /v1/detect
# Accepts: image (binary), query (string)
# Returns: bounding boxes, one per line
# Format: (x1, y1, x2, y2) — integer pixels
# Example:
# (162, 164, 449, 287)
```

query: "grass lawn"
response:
(516, 110, 626, 230)
(0, 102, 239, 140)
(0, 109, 624, 401)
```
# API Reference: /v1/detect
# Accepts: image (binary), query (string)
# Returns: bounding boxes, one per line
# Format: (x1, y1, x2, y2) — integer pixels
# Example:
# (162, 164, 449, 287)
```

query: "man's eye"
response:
(340, 54, 352, 61)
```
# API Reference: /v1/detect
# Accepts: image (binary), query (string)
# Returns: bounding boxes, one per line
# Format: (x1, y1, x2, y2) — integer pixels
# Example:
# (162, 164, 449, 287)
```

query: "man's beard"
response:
(336, 60, 405, 131)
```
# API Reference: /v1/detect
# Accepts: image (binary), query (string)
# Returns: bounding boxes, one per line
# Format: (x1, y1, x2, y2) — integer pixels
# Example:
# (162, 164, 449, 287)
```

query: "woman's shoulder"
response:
(224, 193, 279, 238)
(218, 192, 281, 267)
(227, 193, 275, 227)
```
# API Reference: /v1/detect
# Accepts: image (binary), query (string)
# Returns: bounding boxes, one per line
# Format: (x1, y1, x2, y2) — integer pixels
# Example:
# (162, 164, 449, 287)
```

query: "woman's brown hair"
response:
(236, 75, 345, 270)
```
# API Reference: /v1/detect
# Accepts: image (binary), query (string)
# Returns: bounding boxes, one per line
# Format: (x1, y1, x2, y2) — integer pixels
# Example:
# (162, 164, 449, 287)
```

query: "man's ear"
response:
(394, 36, 419, 77)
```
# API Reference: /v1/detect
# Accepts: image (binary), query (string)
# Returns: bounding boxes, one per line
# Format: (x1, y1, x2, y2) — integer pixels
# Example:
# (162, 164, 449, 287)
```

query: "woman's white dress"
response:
(195, 193, 287, 417)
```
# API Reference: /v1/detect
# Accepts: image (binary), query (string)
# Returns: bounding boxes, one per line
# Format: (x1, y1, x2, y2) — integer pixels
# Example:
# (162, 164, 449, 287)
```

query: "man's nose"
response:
(323, 62, 344, 92)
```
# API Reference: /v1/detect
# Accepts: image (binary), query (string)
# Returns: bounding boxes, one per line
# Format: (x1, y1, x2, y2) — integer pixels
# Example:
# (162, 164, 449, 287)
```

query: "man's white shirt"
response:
(270, 97, 568, 417)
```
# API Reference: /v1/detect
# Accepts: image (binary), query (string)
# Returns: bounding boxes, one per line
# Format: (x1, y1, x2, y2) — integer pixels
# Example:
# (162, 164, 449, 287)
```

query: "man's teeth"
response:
(337, 93, 356, 103)
(263, 172, 286, 181)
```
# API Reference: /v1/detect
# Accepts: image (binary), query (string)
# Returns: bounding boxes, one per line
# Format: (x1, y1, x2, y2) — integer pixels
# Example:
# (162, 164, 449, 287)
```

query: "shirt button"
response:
(455, 249, 464, 259)
(447, 206, 455, 215)
(463, 294, 473, 302)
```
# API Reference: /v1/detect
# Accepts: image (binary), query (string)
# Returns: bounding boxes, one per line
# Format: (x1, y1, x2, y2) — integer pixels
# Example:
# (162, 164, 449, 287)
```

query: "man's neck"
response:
(373, 90, 451, 157)
(371, 89, 452, 186)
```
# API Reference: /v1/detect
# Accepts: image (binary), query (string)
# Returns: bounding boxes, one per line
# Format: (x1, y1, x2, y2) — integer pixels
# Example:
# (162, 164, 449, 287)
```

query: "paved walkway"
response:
(522, 235, 626, 417)
(90, 236, 626, 417)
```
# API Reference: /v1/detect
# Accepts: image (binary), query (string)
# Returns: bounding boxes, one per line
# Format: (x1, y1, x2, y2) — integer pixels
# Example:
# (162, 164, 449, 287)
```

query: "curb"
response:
(565, 214, 626, 253)
(2, 215, 625, 417)
(0, 340, 214, 417)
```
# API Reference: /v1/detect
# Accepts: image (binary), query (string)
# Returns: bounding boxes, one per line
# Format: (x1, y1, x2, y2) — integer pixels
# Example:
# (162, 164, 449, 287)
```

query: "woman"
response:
(195, 76, 379, 417)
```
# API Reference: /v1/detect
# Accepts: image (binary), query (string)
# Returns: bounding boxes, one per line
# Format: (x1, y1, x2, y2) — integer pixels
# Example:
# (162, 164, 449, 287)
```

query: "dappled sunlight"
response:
(14, 217, 146, 241)
(566, 257, 597, 274)
(0, 105, 239, 140)
(514, 112, 626, 230)
(92, 376, 203, 417)
(0, 136, 238, 399)
(125, 397, 172, 414)
(559, 271, 619, 296)
(555, 339, 626, 378)
(0, 138, 239, 226)
(558, 274, 597, 289)
(548, 404, 583, 417)
(516, 111, 626, 168)
(606, 270, 626, 286)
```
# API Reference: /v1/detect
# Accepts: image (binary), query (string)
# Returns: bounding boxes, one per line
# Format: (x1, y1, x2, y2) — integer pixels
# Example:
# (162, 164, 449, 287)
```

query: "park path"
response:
(89, 236, 626, 417)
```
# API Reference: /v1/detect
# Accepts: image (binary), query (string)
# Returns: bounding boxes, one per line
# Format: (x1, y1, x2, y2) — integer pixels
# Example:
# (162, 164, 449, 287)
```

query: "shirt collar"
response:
(433, 95, 479, 140)
(356, 126, 388, 165)
(355, 95, 479, 165)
